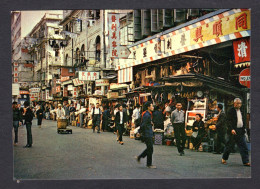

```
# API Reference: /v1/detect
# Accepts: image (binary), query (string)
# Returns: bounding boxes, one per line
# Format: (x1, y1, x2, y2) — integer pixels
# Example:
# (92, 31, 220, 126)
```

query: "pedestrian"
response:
(12, 102, 23, 146)
(23, 101, 34, 148)
(69, 104, 76, 125)
(45, 103, 50, 120)
(135, 101, 156, 168)
(191, 114, 206, 151)
(56, 104, 65, 119)
(17, 104, 24, 125)
(36, 105, 44, 128)
(171, 102, 186, 156)
(132, 103, 141, 128)
(152, 105, 164, 130)
(213, 104, 227, 154)
(91, 103, 102, 133)
(115, 104, 127, 145)
(222, 98, 250, 166)
(102, 106, 110, 132)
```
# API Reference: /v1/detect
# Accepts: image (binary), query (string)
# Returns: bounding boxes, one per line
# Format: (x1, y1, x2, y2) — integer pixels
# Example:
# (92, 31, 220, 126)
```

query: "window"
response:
(55, 49, 59, 57)
(55, 29, 59, 34)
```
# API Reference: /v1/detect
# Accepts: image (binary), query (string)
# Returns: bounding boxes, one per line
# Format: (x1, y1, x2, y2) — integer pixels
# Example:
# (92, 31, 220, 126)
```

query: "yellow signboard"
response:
(190, 10, 251, 45)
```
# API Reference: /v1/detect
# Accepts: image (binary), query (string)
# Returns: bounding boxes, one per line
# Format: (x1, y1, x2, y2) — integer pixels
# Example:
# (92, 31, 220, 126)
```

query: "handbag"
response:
(191, 131, 198, 138)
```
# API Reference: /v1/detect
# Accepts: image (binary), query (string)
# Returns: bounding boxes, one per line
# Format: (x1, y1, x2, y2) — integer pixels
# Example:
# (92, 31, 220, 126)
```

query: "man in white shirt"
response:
(91, 103, 102, 133)
(132, 104, 141, 127)
(56, 104, 65, 119)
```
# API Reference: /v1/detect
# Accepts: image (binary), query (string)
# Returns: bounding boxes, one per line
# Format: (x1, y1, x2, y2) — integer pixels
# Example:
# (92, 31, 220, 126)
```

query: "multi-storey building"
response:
(27, 12, 64, 101)
(11, 11, 34, 102)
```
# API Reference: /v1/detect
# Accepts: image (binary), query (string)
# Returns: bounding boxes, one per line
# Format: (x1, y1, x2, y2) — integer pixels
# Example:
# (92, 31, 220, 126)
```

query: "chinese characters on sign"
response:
(213, 20, 223, 37)
(95, 79, 109, 86)
(236, 13, 247, 30)
(73, 78, 84, 86)
(108, 13, 120, 58)
(233, 37, 250, 64)
(193, 26, 203, 42)
(78, 71, 99, 81)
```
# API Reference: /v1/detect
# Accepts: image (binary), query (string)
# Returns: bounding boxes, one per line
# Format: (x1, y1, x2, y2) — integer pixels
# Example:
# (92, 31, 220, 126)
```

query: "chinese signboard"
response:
(29, 88, 41, 93)
(108, 13, 120, 58)
(73, 87, 78, 98)
(61, 76, 70, 82)
(78, 71, 99, 81)
(116, 9, 251, 70)
(73, 78, 84, 86)
(233, 37, 250, 64)
(95, 79, 109, 86)
(239, 68, 250, 88)
(63, 86, 68, 97)
(56, 86, 61, 93)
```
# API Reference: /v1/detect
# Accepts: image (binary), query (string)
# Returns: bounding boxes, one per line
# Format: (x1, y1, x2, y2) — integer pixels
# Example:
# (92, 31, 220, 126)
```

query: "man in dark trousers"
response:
(23, 101, 34, 148)
(115, 104, 127, 145)
(171, 102, 186, 156)
(13, 102, 23, 146)
(222, 98, 250, 166)
(213, 104, 227, 154)
(102, 106, 110, 132)
(91, 103, 102, 133)
(136, 101, 156, 169)
(36, 105, 44, 128)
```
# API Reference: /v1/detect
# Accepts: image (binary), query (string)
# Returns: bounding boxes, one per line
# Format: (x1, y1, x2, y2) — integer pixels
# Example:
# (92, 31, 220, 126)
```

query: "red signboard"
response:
(233, 37, 250, 64)
(20, 91, 30, 94)
(239, 68, 250, 88)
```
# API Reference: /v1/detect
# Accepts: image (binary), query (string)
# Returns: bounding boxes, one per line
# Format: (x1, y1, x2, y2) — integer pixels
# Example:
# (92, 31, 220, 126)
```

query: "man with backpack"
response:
(23, 101, 34, 148)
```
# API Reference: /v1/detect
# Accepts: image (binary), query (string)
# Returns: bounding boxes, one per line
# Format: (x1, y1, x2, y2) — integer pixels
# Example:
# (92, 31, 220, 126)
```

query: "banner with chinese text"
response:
(108, 13, 120, 58)
(233, 37, 250, 64)
(78, 71, 99, 81)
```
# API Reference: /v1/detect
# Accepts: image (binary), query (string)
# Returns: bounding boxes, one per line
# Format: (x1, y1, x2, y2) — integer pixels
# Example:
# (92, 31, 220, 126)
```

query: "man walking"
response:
(12, 102, 23, 146)
(171, 102, 186, 156)
(23, 101, 34, 148)
(213, 104, 226, 154)
(91, 103, 102, 133)
(136, 101, 156, 169)
(222, 98, 250, 166)
(115, 105, 127, 145)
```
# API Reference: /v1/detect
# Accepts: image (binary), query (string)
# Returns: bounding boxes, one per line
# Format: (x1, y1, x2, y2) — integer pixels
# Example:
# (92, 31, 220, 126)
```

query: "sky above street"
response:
(20, 10, 63, 37)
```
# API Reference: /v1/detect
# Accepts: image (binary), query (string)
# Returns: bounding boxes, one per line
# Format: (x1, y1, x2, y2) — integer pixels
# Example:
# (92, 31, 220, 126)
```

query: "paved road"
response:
(13, 119, 251, 179)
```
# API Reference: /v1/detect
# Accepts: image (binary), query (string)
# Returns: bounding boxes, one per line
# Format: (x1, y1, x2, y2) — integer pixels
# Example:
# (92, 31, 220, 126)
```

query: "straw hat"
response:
(58, 104, 62, 107)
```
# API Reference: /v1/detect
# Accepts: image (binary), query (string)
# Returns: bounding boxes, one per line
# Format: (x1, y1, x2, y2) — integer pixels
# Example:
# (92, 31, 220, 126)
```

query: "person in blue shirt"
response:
(136, 101, 156, 169)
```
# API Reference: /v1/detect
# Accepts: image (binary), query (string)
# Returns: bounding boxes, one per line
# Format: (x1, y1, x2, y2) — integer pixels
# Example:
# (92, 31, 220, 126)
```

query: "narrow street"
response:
(14, 118, 251, 179)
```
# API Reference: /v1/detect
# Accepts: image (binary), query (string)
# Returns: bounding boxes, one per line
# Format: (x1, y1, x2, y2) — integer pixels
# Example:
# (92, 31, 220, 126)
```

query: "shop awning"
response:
(162, 73, 248, 96)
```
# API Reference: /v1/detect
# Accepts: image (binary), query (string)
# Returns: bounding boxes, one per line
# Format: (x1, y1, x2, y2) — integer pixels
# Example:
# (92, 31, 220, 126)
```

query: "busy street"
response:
(13, 118, 250, 179)
(11, 8, 251, 180)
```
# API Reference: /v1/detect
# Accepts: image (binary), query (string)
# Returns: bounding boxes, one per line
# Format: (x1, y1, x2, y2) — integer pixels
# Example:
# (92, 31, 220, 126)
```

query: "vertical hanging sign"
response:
(108, 13, 120, 58)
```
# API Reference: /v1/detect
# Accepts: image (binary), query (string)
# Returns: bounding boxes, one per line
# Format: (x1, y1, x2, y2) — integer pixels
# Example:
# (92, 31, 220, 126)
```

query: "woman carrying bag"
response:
(191, 114, 206, 151)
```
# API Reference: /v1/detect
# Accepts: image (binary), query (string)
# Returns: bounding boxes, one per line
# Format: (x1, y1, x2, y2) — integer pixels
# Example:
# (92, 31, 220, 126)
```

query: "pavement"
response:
(13, 119, 251, 180)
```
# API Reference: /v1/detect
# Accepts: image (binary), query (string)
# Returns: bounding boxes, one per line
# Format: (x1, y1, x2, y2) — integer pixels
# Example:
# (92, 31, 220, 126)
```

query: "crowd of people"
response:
(12, 97, 250, 168)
